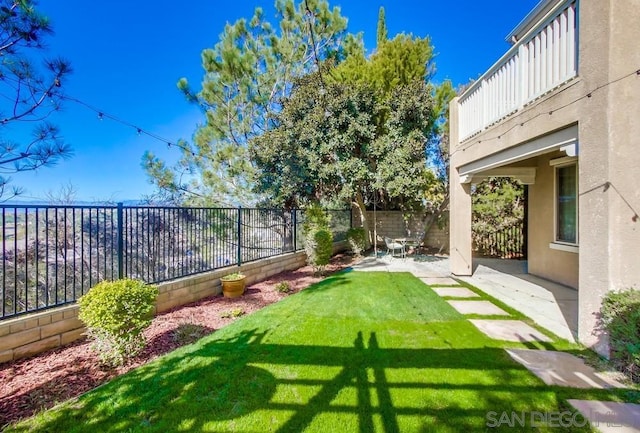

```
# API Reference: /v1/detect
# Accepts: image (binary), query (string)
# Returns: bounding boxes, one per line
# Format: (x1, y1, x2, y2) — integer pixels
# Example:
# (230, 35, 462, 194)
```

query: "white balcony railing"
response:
(458, 0, 577, 141)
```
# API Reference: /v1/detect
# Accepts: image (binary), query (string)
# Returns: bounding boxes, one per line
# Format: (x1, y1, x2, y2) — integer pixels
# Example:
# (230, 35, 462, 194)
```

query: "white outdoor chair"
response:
(384, 236, 405, 258)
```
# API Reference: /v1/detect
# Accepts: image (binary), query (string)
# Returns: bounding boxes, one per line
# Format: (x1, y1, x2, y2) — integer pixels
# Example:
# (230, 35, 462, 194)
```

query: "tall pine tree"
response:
(144, 0, 350, 205)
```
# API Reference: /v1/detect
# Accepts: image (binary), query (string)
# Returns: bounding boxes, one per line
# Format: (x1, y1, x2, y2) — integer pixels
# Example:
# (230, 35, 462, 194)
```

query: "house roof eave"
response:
(505, 0, 564, 44)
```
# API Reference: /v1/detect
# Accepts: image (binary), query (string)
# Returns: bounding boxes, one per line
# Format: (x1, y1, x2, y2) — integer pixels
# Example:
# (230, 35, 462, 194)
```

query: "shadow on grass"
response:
(0, 324, 216, 428)
(6, 324, 622, 433)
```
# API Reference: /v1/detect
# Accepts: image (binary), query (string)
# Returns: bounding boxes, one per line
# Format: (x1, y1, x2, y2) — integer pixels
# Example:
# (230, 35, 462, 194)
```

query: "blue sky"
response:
(10, 0, 539, 202)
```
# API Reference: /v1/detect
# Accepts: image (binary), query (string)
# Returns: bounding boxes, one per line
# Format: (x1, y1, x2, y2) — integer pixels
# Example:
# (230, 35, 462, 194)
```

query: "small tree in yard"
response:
(302, 203, 333, 275)
(79, 279, 158, 366)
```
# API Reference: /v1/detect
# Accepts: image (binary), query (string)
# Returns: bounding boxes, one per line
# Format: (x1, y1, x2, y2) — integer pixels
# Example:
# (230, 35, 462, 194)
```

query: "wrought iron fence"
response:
(473, 221, 525, 259)
(0, 204, 351, 319)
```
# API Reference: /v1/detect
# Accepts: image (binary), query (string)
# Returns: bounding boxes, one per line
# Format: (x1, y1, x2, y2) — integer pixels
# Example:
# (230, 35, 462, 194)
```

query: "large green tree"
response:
(250, 69, 438, 247)
(0, 0, 72, 199)
(144, 0, 351, 205)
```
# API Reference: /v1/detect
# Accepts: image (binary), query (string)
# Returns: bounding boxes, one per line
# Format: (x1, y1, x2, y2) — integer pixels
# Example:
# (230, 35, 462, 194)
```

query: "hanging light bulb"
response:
(97, 112, 103, 120)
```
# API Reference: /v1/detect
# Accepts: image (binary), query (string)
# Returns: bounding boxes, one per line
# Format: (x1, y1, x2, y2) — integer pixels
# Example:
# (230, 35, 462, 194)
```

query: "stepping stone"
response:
(448, 300, 510, 316)
(419, 277, 460, 286)
(567, 400, 640, 432)
(432, 287, 480, 298)
(506, 349, 625, 389)
(469, 320, 552, 342)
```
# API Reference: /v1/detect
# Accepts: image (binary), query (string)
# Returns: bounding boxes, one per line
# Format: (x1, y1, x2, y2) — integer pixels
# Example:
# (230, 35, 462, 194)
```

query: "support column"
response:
(449, 97, 473, 276)
(449, 171, 473, 275)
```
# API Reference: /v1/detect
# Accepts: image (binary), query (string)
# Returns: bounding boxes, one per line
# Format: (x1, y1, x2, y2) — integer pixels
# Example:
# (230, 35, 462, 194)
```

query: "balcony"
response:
(458, 0, 577, 142)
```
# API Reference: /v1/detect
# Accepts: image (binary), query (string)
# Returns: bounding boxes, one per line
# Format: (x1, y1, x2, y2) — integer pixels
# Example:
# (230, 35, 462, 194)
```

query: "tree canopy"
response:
(146, 2, 457, 251)
(250, 66, 438, 246)
(0, 0, 72, 199)
(144, 0, 352, 205)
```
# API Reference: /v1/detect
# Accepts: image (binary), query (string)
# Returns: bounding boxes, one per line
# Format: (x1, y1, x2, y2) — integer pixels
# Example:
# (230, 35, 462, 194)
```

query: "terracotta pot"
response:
(221, 276, 246, 298)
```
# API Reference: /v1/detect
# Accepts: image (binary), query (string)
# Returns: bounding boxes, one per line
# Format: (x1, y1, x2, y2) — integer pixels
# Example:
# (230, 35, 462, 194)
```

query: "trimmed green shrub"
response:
(302, 203, 331, 235)
(346, 227, 366, 257)
(313, 229, 333, 270)
(78, 279, 158, 366)
(600, 288, 640, 383)
(302, 203, 334, 275)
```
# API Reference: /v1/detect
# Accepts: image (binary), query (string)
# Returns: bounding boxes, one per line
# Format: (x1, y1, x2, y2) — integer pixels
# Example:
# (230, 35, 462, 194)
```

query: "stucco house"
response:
(449, 0, 639, 354)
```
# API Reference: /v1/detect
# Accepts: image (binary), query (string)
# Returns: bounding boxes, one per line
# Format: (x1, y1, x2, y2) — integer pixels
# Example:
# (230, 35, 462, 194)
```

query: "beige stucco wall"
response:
(526, 153, 579, 288)
(450, 0, 640, 353)
(576, 0, 640, 353)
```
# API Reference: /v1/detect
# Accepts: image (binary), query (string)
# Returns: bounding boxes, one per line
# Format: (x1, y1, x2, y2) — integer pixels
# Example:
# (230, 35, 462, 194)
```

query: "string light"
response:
(59, 94, 200, 160)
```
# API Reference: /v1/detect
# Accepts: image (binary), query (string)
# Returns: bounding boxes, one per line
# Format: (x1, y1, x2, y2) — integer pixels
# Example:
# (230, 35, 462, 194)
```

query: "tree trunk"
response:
(352, 192, 372, 250)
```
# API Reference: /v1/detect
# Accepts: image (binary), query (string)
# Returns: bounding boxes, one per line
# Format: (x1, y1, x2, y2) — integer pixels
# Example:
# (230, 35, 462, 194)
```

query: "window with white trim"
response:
(555, 163, 578, 244)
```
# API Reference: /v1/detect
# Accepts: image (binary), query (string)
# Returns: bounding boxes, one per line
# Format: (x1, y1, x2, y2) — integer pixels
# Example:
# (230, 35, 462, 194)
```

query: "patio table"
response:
(393, 237, 420, 257)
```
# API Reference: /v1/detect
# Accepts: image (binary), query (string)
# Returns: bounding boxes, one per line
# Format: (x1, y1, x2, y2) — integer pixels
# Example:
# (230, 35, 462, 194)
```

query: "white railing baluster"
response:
(534, 34, 541, 95)
(553, 16, 560, 84)
(519, 43, 528, 106)
(528, 40, 535, 97)
(560, 9, 568, 79)
(457, 1, 578, 142)
(546, 25, 553, 87)
(540, 29, 547, 91)
(567, 3, 576, 76)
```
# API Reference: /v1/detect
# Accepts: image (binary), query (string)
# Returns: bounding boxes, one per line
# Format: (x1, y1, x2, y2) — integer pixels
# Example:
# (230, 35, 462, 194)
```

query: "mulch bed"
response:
(0, 254, 356, 428)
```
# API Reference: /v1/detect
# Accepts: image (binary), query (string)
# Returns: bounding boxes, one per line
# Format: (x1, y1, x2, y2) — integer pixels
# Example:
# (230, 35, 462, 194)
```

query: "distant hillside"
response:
(1, 199, 146, 206)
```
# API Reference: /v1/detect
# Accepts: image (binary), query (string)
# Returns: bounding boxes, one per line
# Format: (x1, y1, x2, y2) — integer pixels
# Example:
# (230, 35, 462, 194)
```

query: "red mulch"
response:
(0, 254, 356, 428)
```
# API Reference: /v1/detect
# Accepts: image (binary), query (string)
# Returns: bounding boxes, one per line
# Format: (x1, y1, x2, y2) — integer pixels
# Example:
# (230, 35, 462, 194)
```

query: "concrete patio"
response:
(351, 254, 578, 342)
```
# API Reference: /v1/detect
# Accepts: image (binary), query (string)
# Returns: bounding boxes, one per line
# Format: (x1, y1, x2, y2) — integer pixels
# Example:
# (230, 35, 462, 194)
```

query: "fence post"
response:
(117, 202, 124, 279)
(237, 206, 242, 267)
(292, 209, 297, 251)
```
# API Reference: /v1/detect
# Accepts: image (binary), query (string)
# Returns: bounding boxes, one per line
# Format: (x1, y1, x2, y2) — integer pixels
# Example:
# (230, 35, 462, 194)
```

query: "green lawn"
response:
(6, 271, 632, 432)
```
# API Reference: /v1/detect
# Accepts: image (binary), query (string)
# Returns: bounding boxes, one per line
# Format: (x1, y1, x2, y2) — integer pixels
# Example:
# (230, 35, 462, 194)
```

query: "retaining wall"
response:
(0, 242, 346, 364)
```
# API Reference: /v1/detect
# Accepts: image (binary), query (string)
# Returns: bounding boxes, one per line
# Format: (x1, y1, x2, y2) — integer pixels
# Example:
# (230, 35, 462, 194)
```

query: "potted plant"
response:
(220, 272, 246, 298)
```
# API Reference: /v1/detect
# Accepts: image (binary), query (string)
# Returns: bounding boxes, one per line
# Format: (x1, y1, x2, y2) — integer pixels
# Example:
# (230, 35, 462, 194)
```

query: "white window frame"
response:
(549, 156, 578, 253)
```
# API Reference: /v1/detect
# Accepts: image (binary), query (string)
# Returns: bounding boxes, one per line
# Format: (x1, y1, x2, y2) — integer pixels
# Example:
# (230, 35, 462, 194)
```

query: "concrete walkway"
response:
(461, 258, 578, 342)
(351, 254, 577, 342)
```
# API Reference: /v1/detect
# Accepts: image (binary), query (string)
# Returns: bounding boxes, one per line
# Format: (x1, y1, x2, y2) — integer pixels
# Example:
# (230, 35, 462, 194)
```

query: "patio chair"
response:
(384, 236, 405, 258)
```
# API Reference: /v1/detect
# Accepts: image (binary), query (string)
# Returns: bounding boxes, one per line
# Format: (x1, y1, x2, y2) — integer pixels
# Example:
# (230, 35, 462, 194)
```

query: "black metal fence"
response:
(0, 204, 351, 320)
(473, 222, 525, 259)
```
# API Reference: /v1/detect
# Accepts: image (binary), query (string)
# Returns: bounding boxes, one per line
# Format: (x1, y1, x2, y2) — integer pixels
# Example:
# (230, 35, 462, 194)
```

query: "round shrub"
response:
(275, 281, 291, 293)
(346, 227, 366, 257)
(78, 279, 158, 366)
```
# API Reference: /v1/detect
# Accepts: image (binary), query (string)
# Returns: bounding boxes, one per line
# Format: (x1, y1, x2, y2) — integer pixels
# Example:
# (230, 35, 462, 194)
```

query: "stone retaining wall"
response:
(0, 242, 346, 364)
